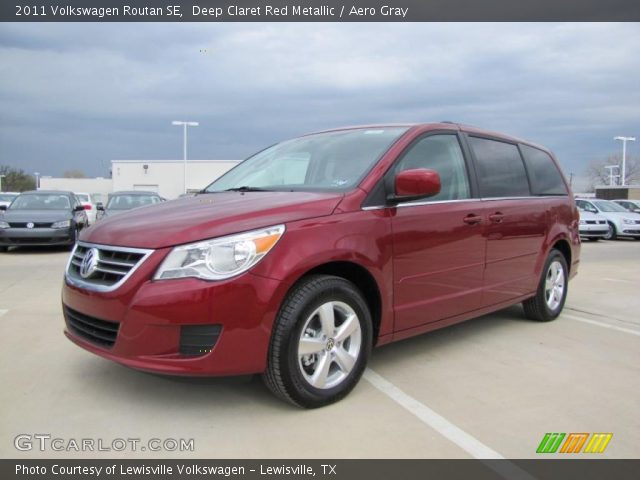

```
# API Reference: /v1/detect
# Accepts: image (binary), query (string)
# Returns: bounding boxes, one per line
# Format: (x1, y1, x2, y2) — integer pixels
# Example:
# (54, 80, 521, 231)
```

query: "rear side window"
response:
(468, 137, 530, 198)
(520, 145, 568, 195)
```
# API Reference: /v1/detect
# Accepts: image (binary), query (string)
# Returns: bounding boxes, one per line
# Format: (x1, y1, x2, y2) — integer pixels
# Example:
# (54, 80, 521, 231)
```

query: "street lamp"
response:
(172, 121, 199, 194)
(614, 136, 636, 186)
(604, 165, 620, 186)
(0, 174, 5, 192)
(34, 172, 40, 190)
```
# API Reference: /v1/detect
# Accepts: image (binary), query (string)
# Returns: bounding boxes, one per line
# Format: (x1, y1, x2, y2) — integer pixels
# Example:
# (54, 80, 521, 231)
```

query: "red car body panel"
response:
(62, 123, 580, 376)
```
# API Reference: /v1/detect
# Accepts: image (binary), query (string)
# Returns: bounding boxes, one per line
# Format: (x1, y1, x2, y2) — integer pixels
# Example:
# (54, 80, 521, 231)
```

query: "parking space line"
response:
(563, 313, 640, 337)
(602, 277, 635, 284)
(0, 309, 8, 317)
(364, 369, 537, 479)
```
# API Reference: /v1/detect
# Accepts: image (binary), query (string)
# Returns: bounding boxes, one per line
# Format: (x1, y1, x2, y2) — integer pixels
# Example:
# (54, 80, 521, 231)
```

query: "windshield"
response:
(593, 200, 628, 213)
(76, 194, 90, 202)
(205, 127, 409, 192)
(0, 194, 17, 202)
(107, 194, 161, 210)
(9, 194, 70, 210)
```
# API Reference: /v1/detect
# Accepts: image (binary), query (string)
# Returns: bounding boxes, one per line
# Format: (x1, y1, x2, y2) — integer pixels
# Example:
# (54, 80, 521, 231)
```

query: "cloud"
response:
(0, 22, 639, 184)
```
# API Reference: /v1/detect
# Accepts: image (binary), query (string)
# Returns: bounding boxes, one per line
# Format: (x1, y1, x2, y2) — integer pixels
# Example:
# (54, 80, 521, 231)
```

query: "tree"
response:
(586, 153, 640, 188)
(63, 169, 86, 178)
(0, 165, 36, 192)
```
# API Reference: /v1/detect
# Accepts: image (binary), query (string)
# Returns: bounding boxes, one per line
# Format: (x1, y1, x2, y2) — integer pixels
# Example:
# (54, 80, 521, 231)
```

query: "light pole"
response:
(614, 136, 636, 186)
(604, 165, 620, 186)
(172, 121, 199, 194)
(0, 174, 5, 192)
(34, 172, 40, 190)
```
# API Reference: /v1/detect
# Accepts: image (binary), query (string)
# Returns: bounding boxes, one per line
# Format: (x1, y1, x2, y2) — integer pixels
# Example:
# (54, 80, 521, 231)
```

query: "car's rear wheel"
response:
(523, 249, 568, 322)
(263, 275, 372, 408)
(603, 222, 617, 240)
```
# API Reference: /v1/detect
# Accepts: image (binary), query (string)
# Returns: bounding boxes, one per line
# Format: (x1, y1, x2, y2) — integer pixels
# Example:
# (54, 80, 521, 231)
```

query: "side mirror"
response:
(96, 203, 104, 211)
(73, 205, 84, 212)
(0, 205, 6, 211)
(389, 169, 441, 203)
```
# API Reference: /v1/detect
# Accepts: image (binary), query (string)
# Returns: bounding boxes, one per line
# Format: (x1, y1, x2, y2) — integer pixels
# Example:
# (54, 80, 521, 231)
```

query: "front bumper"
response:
(62, 251, 288, 376)
(578, 224, 609, 238)
(0, 227, 74, 246)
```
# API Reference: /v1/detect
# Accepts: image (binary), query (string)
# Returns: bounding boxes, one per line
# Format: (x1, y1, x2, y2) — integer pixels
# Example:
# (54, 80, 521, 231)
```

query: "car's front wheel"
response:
(263, 275, 372, 408)
(603, 222, 617, 240)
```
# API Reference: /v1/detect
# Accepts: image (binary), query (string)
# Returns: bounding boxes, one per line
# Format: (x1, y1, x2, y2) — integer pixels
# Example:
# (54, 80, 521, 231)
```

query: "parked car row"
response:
(0, 190, 164, 251)
(576, 198, 640, 241)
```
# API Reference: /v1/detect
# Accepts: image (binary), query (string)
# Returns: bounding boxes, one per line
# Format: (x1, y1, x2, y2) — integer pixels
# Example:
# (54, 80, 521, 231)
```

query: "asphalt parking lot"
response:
(0, 240, 638, 459)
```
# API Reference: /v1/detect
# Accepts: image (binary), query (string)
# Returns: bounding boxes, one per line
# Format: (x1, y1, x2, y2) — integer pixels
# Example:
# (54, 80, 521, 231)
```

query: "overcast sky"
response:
(1, 22, 639, 190)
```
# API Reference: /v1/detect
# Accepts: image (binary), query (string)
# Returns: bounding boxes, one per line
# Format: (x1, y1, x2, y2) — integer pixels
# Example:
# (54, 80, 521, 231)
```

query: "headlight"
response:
(622, 218, 634, 224)
(51, 220, 71, 229)
(579, 220, 586, 225)
(0, 221, 9, 229)
(154, 224, 285, 281)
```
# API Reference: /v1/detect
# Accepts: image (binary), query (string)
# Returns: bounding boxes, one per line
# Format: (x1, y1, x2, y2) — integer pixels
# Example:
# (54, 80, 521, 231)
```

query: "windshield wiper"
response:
(223, 186, 271, 192)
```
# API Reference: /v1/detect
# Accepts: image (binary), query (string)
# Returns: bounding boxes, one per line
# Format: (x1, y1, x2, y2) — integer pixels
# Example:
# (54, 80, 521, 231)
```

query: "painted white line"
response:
(364, 369, 537, 480)
(602, 277, 635, 284)
(0, 309, 8, 317)
(364, 368, 502, 458)
(563, 314, 640, 337)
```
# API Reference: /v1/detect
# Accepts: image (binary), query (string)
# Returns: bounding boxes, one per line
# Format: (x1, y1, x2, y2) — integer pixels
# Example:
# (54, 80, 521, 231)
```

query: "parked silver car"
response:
(577, 208, 609, 241)
(575, 198, 640, 240)
(613, 199, 640, 214)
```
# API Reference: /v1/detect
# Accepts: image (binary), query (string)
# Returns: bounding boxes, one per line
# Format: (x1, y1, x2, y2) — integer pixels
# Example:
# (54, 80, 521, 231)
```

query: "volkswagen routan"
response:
(62, 122, 580, 407)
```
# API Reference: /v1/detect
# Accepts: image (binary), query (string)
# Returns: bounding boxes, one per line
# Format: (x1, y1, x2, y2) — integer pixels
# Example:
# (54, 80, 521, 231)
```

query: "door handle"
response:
(489, 212, 504, 223)
(463, 214, 483, 225)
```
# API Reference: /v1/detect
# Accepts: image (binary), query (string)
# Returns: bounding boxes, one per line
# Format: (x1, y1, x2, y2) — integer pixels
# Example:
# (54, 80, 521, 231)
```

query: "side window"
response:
(576, 200, 597, 213)
(520, 145, 567, 195)
(395, 135, 470, 201)
(468, 137, 530, 198)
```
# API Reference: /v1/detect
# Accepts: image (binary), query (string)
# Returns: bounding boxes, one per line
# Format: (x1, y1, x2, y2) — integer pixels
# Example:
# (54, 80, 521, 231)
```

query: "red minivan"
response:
(62, 123, 580, 407)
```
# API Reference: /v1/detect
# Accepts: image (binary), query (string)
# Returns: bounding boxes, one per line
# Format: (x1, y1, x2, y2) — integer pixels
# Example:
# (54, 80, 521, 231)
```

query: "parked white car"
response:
(575, 198, 640, 240)
(577, 208, 609, 241)
(0, 192, 19, 209)
(74, 192, 97, 225)
(613, 199, 640, 214)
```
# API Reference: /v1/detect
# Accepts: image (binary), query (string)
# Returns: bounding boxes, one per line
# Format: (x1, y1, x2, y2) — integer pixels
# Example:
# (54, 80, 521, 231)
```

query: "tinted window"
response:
(469, 137, 530, 197)
(395, 135, 470, 201)
(520, 145, 567, 195)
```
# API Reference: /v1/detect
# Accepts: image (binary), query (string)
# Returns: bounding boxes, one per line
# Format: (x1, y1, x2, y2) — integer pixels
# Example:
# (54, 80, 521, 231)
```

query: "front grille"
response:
(180, 325, 222, 356)
(64, 306, 120, 348)
(66, 242, 152, 291)
(8, 222, 53, 228)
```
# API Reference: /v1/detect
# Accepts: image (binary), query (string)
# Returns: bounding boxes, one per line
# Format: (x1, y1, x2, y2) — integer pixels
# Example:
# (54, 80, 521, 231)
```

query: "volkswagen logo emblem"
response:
(80, 248, 100, 279)
(26, 222, 34, 229)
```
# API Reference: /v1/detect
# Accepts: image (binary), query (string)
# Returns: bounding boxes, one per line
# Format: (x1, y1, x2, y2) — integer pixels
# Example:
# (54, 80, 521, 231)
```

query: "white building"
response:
(111, 160, 239, 199)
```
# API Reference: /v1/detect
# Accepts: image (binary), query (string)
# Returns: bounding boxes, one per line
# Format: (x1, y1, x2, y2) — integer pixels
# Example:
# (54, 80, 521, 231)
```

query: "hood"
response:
(578, 210, 606, 221)
(1, 209, 71, 222)
(81, 191, 343, 249)
(598, 211, 640, 220)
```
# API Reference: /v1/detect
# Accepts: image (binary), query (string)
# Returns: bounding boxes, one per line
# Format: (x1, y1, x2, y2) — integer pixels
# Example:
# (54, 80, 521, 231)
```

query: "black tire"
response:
(263, 275, 373, 408)
(603, 222, 617, 240)
(0, 246, 7, 253)
(67, 227, 78, 251)
(588, 237, 600, 242)
(523, 249, 569, 322)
